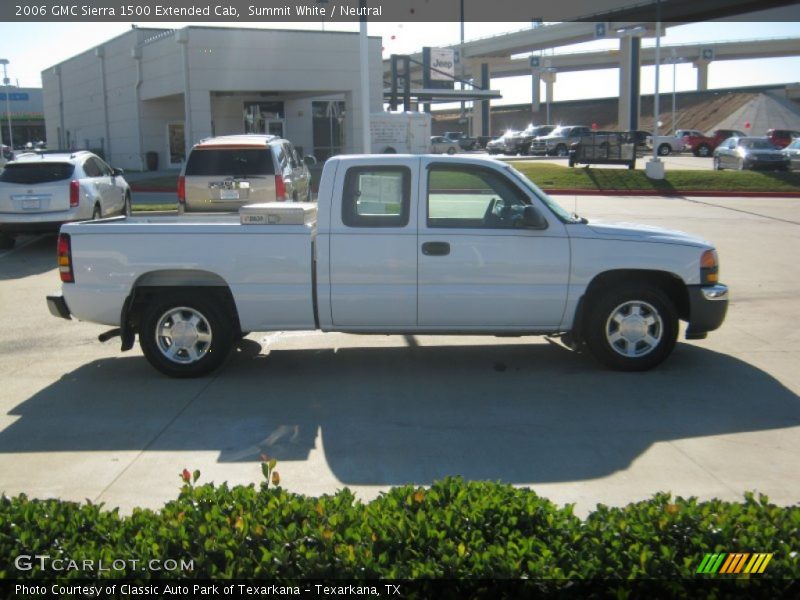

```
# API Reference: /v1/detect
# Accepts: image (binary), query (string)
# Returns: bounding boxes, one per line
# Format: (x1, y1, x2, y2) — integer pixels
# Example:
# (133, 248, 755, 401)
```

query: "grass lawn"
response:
(510, 162, 800, 194)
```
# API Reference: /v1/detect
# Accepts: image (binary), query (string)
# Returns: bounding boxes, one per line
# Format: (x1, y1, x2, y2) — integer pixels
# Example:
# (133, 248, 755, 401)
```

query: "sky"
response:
(0, 20, 799, 106)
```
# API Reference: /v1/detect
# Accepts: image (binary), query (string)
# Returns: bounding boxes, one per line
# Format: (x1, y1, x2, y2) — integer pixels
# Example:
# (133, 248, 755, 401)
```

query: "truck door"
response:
(327, 157, 418, 328)
(417, 160, 570, 330)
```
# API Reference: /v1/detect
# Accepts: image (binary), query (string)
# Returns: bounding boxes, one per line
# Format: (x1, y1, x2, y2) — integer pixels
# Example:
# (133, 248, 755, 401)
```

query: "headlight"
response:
(700, 249, 719, 284)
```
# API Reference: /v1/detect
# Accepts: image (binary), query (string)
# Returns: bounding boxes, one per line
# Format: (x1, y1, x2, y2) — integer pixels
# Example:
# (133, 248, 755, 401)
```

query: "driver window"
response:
(427, 165, 532, 229)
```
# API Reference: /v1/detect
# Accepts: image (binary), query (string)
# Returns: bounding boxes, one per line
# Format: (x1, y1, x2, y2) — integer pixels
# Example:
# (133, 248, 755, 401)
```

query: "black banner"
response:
(2, 0, 800, 23)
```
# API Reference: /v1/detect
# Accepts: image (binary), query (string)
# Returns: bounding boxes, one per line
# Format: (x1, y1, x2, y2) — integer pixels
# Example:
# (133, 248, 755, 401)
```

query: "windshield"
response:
(0, 162, 75, 184)
(504, 164, 578, 223)
(185, 148, 274, 176)
(740, 139, 777, 150)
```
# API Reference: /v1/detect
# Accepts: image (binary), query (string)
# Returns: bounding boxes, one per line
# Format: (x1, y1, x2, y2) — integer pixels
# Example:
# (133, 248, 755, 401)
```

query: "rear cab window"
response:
(0, 162, 75, 184)
(341, 167, 410, 228)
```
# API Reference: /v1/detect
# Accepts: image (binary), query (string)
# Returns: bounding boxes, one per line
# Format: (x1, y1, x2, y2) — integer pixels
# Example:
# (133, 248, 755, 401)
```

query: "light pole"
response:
(0, 59, 12, 151)
(665, 49, 684, 135)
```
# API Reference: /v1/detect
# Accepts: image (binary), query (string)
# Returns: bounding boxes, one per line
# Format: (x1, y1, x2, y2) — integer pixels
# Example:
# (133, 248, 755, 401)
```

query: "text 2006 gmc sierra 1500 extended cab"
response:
(47, 155, 728, 377)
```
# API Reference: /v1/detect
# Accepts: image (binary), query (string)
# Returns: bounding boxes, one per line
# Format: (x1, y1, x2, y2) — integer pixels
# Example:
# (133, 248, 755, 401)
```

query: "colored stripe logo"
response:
(696, 553, 773, 575)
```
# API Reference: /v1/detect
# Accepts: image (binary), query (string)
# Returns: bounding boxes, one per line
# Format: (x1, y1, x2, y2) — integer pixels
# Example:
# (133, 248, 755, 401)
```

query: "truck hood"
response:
(580, 221, 711, 248)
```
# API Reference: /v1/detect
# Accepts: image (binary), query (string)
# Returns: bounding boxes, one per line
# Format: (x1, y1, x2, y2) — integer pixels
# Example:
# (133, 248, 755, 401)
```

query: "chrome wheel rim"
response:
(605, 300, 663, 358)
(155, 306, 212, 364)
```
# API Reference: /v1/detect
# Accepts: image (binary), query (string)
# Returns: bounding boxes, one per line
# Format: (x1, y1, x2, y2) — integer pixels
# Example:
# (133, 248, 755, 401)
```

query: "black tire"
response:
(446, 147, 456, 155)
(556, 144, 568, 157)
(92, 204, 102, 220)
(695, 144, 711, 157)
(123, 193, 132, 217)
(584, 285, 678, 371)
(713, 157, 722, 170)
(0, 233, 15, 250)
(139, 292, 235, 378)
(657, 144, 671, 156)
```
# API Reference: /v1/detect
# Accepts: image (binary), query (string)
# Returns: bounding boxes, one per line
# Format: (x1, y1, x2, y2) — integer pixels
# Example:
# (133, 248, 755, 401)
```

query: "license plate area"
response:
(219, 189, 240, 200)
(22, 198, 41, 210)
(210, 180, 250, 201)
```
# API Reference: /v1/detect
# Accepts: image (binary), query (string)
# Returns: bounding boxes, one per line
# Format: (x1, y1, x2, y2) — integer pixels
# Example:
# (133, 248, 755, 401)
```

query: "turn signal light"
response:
(700, 249, 719, 284)
(177, 175, 186, 204)
(69, 180, 80, 207)
(275, 175, 287, 201)
(57, 233, 74, 283)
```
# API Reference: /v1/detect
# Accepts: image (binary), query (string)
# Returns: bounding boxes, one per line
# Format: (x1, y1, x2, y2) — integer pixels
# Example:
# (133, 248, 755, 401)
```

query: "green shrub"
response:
(1, 471, 798, 582)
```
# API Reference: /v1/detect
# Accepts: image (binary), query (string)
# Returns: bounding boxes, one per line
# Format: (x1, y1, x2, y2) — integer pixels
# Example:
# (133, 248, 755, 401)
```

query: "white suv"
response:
(178, 135, 314, 213)
(0, 150, 131, 249)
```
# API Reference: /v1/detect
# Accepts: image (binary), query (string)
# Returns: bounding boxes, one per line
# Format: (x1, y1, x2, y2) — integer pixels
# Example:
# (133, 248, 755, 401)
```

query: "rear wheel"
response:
(695, 144, 711, 157)
(123, 193, 132, 216)
(92, 204, 102, 220)
(139, 292, 235, 378)
(713, 156, 722, 170)
(584, 285, 678, 371)
(446, 146, 456, 155)
(657, 144, 671, 156)
(556, 144, 568, 157)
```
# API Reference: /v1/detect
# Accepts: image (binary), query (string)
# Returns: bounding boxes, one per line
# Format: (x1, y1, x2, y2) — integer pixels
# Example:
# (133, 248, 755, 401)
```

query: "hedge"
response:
(1, 465, 798, 582)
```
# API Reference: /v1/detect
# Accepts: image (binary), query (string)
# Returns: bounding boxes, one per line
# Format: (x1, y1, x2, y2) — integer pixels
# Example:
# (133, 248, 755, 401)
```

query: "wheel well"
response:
(123, 282, 242, 342)
(576, 269, 690, 336)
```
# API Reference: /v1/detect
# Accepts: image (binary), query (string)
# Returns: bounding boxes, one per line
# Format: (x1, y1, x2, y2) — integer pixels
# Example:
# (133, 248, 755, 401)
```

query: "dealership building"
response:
(42, 26, 383, 170)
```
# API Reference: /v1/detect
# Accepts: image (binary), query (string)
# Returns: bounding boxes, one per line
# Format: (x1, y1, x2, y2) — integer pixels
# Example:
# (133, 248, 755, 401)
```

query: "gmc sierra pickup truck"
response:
(47, 155, 728, 377)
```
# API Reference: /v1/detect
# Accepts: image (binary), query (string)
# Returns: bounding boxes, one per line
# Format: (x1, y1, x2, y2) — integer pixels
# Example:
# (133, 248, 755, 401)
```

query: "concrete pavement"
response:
(0, 195, 798, 517)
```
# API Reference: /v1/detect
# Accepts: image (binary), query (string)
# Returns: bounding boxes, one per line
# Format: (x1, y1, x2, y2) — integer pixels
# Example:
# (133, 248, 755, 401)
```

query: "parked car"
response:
(782, 138, 800, 170)
(485, 130, 521, 155)
(179, 134, 313, 213)
(0, 145, 13, 169)
(0, 150, 130, 249)
(684, 129, 745, 157)
(766, 128, 800, 149)
(430, 136, 460, 155)
(712, 137, 790, 171)
(529, 125, 592, 157)
(675, 129, 704, 140)
(443, 131, 480, 151)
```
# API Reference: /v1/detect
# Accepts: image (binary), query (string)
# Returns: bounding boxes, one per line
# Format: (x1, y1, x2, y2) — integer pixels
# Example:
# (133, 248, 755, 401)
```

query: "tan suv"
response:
(178, 134, 314, 213)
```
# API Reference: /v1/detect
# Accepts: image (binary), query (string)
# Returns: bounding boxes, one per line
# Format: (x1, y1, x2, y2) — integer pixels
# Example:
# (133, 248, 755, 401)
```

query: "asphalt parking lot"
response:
(0, 194, 798, 517)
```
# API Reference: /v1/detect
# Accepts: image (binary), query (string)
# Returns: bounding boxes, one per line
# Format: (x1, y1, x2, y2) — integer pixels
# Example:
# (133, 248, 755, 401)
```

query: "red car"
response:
(684, 129, 745, 157)
(766, 129, 800, 149)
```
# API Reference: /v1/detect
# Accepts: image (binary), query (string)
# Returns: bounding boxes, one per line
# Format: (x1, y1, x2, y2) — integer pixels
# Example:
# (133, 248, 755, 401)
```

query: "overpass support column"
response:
(693, 59, 710, 91)
(471, 62, 491, 138)
(618, 35, 642, 130)
(530, 71, 541, 113)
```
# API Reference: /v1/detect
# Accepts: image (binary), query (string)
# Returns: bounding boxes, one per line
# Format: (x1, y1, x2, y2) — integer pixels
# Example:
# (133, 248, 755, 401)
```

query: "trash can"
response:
(145, 151, 159, 171)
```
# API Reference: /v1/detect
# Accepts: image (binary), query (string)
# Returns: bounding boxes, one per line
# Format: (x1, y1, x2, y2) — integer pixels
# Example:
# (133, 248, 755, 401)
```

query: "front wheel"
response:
(584, 285, 678, 371)
(123, 193, 132, 216)
(657, 144, 671, 156)
(556, 144, 568, 157)
(139, 293, 235, 378)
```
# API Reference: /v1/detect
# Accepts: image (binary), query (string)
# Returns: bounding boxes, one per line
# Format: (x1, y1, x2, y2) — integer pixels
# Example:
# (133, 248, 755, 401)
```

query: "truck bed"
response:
(61, 215, 318, 331)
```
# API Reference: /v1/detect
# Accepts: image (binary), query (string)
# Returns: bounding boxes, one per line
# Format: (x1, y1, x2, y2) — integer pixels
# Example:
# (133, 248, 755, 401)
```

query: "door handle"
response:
(421, 241, 450, 256)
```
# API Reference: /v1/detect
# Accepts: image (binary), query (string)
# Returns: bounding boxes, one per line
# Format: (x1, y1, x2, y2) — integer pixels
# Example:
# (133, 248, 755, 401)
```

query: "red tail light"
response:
(275, 175, 286, 201)
(69, 180, 80, 207)
(177, 175, 186, 204)
(57, 233, 74, 283)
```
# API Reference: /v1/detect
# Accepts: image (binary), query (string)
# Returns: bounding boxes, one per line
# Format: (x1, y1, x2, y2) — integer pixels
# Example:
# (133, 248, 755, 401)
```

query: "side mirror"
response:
(303, 155, 317, 167)
(112, 167, 124, 177)
(519, 206, 548, 230)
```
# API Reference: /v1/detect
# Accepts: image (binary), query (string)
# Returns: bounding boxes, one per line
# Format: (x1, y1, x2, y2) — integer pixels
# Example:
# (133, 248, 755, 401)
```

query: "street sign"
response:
(594, 23, 607, 38)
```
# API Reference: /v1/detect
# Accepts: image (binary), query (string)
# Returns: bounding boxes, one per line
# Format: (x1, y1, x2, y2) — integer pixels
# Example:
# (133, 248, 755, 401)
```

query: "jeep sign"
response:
(430, 48, 455, 81)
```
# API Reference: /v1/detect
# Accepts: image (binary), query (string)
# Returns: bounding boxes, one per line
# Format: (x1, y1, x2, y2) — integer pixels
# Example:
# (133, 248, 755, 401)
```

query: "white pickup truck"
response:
(47, 155, 728, 377)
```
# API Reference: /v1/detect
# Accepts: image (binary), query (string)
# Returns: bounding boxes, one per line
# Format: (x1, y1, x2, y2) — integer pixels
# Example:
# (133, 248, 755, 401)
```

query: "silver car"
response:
(712, 137, 790, 171)
(179, 134, 314, 213)
(0, 150, 131, 249)
(782, 138, 800, 171)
